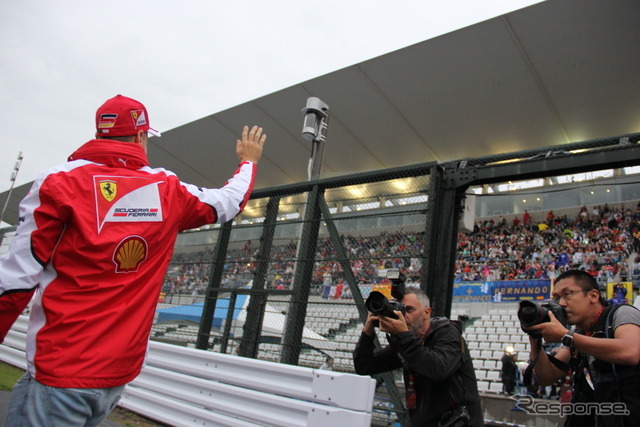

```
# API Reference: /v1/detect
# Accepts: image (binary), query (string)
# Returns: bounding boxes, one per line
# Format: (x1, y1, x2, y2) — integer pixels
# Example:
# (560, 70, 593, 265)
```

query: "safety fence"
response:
(3, 133, 640, 426)
(0, 316, 376, 426)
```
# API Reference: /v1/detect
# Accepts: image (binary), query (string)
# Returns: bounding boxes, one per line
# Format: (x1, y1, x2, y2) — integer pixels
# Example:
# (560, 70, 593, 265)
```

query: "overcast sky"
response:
(0, 0, 542, 198)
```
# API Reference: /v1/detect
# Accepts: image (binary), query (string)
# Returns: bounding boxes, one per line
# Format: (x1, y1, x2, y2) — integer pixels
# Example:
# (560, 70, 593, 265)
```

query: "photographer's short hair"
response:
(404, 285, 430, 308)
(554, 269, 598, 291)
(555, 269, 607, 305)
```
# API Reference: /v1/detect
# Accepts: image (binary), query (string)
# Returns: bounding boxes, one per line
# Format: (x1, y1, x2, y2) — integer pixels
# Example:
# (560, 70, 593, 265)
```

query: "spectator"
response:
(319, 355, 334, 371)
(500, 350, 518, 395)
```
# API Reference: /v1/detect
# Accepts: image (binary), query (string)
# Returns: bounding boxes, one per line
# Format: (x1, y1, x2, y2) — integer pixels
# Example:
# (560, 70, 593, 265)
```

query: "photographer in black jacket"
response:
(353, 286, 483, 426)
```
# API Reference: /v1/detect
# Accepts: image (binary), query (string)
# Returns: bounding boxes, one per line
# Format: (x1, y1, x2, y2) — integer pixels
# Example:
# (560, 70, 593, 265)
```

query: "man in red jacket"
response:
(0, 94, 266, 425)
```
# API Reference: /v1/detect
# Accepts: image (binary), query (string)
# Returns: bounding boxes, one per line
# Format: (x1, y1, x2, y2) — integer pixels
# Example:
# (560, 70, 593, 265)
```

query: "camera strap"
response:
(522, 337, 542, 387)
(406, 373, 417, 409)
(585, 306, 605, 336)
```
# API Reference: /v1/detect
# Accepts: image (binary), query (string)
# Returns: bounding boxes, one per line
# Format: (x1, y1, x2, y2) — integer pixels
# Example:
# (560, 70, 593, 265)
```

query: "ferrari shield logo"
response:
(100, 180, 117, 202)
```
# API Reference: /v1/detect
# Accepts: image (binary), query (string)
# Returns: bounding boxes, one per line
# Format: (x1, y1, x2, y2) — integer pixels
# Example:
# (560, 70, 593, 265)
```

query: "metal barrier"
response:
(0, 316, 375, 426)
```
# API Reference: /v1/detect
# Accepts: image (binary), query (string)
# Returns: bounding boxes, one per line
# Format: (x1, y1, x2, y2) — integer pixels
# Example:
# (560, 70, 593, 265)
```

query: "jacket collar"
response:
(68, 139, 149, 170)
(424, 317, 450, 339)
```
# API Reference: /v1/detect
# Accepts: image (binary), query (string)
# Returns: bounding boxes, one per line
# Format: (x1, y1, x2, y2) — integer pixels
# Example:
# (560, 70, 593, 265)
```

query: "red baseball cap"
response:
(95, 95, 161, 138)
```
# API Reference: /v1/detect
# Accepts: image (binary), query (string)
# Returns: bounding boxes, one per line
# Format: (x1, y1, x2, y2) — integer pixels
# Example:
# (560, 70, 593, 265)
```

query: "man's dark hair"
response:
(554, 269, 607, 305)
(100, 135, 136, 142)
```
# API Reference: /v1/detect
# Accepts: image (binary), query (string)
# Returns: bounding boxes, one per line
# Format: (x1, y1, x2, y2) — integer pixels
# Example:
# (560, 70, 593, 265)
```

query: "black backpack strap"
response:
(603, 304, 622, 339)
(444, 318, 469, 410)
(603, 303, 640, 338)
(599, 304, 640, 404)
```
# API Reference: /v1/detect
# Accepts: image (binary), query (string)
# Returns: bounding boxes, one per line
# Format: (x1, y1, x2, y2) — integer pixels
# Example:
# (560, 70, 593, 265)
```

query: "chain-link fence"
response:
(1, 132, 639, 425)
(144, 134, 640, 426)
(150, 168, 432, 424)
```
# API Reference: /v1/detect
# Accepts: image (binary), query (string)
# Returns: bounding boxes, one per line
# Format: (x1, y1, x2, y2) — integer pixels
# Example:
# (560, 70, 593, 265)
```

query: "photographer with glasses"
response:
(354, 286, 483, 426)
(526, 270, 640, 426)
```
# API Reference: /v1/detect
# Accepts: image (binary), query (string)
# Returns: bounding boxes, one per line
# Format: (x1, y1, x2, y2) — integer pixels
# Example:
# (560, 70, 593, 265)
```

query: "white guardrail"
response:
(0, 316, 376, 426)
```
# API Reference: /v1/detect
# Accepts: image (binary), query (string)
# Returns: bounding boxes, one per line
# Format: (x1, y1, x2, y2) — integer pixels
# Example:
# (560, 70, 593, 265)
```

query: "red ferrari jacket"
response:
(0, 139, 256, 388)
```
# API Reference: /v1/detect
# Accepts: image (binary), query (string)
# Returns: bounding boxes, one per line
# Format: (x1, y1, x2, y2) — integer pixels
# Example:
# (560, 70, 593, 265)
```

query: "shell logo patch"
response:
(100, 180, 117, 202)
(113, 235, 148, 273)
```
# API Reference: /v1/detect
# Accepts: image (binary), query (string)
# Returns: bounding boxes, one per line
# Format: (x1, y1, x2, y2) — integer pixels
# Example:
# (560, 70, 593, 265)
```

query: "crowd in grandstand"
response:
(162, 231, 424, 296)
(457, 203, 640, 284)
(161, 202, 640, 295)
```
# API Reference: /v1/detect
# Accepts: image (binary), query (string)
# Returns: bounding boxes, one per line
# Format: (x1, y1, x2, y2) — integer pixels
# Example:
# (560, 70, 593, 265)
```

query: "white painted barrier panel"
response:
(7, 315, 28, 333)
(121, 386, 258, 427)
(127, 365, 372, 426)
(146, 340, 375, 412)
(0, 316, 375, 426)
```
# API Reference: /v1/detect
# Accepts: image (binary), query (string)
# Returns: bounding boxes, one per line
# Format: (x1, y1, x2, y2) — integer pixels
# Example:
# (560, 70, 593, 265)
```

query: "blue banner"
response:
(452, 282, 492, 302)
(491, 279, 551, 302)
(453, 279, 551, 302)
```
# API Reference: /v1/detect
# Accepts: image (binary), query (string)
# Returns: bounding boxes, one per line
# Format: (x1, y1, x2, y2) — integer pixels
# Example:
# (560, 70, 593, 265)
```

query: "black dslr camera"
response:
(365, 269, 407, 319)
(517, 300, 568, 339)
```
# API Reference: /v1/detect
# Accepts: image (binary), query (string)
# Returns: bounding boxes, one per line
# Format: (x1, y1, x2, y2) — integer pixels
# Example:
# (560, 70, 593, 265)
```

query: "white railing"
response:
(1, 316, 375, 426)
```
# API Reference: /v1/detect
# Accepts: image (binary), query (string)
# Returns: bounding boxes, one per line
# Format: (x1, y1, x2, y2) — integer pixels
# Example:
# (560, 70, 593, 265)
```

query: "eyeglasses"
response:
(552, 289, 585, 303)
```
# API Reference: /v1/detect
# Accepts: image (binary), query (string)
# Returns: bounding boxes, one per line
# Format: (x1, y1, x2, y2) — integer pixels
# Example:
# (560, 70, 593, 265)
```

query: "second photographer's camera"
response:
(365, 269, 407, 319)
(517, 300, 568, 338)
(365, 291, 406, 319)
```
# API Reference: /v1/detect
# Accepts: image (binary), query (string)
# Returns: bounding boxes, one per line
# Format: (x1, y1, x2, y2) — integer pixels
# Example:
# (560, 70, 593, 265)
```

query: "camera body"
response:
(365, 291, 406, 319)
(517, 299, 568, 338)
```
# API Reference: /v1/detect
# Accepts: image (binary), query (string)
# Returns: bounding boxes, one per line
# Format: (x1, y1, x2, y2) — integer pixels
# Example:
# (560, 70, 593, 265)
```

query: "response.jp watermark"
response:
(511, 395, 630, 417)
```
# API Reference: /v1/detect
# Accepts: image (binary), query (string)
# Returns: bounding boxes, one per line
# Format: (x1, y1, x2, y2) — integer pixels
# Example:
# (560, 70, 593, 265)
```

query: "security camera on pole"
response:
(281, 97, 330, 365)
(301, 97, 330, 181)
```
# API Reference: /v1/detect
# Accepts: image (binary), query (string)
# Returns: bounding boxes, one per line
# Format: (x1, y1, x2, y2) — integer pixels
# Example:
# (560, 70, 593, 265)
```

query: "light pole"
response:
(281, 97, 330, 365)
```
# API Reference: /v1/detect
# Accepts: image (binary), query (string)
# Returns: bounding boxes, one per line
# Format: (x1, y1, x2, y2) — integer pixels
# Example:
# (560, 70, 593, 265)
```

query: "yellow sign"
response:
(373, 283, 392, 299)
(606, 281, 633, 304)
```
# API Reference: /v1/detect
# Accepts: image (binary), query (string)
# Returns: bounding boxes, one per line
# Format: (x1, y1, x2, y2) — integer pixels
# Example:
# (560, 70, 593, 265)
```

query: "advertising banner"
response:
(452, 282, 492, 302)
(490, 279, 551, 302)
(453, 279, 551, 302)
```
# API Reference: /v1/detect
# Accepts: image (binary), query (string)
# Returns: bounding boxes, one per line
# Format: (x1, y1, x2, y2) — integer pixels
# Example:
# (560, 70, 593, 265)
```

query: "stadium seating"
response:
(460, 307, 533, 394)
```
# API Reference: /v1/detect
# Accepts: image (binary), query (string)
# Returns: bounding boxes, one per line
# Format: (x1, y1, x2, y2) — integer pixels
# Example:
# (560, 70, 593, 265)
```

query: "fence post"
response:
(281, 185, 322, 365)
(197, 220, 233, 350)
(241, 196, 280, 358)
(316, 194, 409, 425)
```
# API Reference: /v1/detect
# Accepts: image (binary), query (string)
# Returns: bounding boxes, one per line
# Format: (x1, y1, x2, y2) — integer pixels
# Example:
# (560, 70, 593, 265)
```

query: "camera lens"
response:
(365, 292, 387, 314)
(518, 306, 538, 326)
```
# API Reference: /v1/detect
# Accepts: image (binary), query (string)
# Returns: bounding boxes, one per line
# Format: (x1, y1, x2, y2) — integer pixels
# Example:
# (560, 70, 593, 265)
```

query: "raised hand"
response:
(236, 125, 266, 164)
